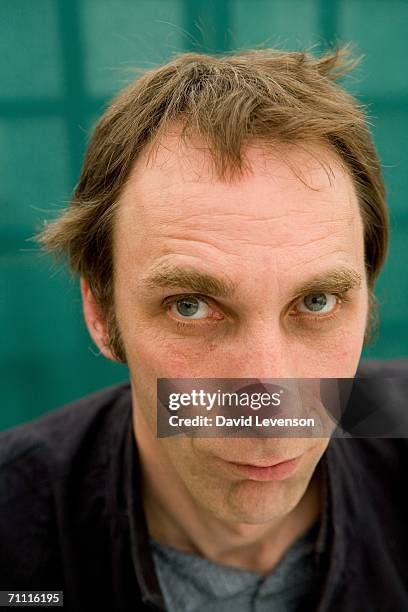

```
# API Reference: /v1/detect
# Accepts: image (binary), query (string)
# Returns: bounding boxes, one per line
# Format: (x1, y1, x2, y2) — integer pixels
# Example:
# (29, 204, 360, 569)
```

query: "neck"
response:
(133, 404, 322, 576)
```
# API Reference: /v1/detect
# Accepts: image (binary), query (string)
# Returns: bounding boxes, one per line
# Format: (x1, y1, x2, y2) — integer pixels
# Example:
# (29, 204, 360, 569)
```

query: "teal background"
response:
(1, 0, 407, 430)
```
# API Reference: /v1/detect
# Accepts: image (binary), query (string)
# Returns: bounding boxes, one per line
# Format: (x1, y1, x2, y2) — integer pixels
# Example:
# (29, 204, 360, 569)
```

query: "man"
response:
(1, 46, 407, 611)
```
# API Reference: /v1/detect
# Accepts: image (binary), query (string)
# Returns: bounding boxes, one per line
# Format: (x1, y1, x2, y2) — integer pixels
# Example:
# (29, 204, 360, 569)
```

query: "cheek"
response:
(124, 324, 198, 376)
(290, 326, 365, 377)
(126, 327, 365, 379)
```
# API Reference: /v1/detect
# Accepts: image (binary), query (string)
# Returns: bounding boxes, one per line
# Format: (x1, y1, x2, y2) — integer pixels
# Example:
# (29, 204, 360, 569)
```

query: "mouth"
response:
(230, 456, 300, 467)
(217, 455, 302, 481)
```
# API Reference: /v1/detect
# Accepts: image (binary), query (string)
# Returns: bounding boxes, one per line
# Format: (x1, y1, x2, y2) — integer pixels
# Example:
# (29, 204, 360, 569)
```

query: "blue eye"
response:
(172, 297, 210, 319)
(295, 293, 337, 315)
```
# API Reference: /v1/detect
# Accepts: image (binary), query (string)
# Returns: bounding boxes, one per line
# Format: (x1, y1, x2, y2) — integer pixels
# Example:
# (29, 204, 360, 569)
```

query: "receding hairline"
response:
(129, 118, 350, 189)
(114, 128, 355, 239)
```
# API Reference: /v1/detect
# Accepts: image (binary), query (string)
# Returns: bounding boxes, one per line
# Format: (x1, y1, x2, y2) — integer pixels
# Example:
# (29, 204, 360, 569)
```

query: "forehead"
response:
(114, 131, 363, 279)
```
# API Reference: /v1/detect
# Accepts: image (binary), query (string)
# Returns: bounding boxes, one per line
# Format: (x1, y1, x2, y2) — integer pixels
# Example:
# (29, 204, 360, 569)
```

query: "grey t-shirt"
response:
(149, 462, 329, 612)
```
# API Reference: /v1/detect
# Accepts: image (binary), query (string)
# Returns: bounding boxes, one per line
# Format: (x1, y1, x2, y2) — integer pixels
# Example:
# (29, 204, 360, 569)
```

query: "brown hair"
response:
(34, 46, 389, 364)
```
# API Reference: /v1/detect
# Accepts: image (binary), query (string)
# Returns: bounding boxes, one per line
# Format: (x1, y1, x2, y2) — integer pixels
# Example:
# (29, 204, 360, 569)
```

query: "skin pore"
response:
(81, 129, 369, 575)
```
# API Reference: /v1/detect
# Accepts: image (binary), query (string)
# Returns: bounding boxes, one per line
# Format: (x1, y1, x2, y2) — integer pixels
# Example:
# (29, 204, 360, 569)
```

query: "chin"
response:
(212, 479, 302, 524)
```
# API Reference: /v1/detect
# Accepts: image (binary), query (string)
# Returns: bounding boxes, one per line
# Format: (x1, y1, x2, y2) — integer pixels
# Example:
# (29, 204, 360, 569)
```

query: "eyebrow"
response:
(139, 264, 238, 298)
(289, 267, 362, 299)
(138, 263, 362, 300)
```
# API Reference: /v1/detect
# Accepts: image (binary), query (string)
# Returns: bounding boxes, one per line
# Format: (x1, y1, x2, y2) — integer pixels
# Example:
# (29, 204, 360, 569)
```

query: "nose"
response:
(217, 323, 295, 380)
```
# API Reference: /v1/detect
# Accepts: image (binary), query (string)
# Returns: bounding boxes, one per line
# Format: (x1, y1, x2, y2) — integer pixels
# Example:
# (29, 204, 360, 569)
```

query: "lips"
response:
(229, 456, 299, 468)
(216, 454, 303, 481)
(219, 454, 301, 468)
(228, 456, 302, 481)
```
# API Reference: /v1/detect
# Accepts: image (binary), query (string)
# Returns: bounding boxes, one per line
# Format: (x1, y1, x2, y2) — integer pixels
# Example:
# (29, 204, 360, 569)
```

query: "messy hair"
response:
(34, 46, 388, 364)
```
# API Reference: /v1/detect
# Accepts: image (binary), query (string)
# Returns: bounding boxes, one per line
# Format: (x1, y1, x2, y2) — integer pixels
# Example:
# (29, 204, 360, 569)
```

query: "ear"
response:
(80, 277, 116, 361)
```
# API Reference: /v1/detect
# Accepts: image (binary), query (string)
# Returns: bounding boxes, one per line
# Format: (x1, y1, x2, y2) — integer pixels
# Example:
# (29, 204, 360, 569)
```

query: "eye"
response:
(170, 296, 211, 320)
(294, 292, 338, 315)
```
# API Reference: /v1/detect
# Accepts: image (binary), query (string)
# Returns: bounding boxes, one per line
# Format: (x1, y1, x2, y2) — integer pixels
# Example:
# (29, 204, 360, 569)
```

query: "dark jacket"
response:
(1, 359, 408, 611)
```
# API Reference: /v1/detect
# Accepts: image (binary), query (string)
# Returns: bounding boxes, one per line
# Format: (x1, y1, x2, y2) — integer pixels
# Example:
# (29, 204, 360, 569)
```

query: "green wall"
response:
(1, 0, 407, 430)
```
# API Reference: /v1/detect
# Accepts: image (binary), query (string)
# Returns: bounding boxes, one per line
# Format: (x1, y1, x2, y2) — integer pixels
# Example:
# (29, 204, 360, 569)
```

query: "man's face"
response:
(106, 131, 368, 524)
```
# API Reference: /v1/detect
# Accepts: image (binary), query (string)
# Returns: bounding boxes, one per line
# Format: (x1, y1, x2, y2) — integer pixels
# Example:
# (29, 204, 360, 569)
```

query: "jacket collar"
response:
(315, 437, 363, 610)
